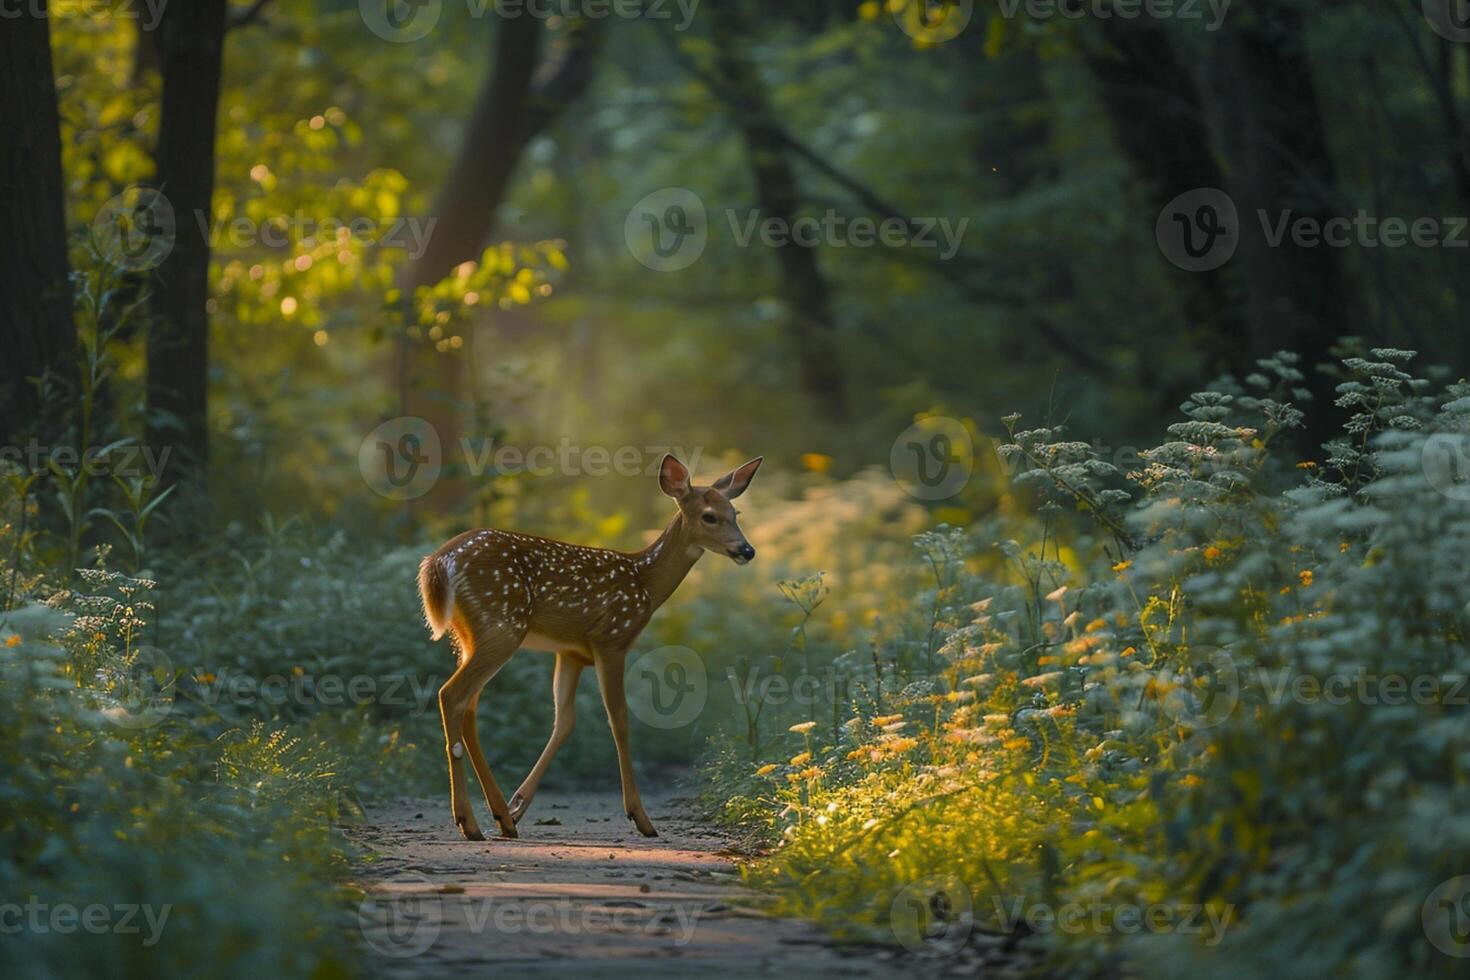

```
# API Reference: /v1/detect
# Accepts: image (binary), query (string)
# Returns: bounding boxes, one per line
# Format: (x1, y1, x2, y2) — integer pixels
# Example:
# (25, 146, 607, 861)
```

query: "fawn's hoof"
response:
(629, 812, 658, 838)
(495, 817, 519, 839)
(508, 794, 528, 825)
(455, 816, 485, 842)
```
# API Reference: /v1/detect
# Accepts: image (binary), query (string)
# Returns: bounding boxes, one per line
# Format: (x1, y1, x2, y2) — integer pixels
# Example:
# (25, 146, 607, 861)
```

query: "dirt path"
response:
(350, 789, 914, 977)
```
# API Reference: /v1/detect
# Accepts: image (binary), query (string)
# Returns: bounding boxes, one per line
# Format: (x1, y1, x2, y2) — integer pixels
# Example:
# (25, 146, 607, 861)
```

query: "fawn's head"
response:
(659, 454, 763, 564)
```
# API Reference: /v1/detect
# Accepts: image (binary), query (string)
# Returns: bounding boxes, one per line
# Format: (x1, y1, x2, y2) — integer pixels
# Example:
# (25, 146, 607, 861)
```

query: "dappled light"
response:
(3, 2, 1470, 978)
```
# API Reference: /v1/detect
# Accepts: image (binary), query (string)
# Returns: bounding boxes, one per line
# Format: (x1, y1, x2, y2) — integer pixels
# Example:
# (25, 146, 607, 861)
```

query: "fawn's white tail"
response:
(418, 554, 454, 641)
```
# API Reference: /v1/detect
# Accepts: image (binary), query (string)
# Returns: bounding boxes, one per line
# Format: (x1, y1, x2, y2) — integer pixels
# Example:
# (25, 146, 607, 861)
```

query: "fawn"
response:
(418, 454, 762, 840)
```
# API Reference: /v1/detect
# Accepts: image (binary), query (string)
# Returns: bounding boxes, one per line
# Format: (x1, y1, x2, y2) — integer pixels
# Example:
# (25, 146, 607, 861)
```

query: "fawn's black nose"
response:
(737, 543, 756, 562)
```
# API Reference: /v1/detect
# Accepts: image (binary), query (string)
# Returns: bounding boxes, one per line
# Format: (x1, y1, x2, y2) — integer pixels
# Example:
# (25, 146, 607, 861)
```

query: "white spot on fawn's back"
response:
(452, 742, 464, 758)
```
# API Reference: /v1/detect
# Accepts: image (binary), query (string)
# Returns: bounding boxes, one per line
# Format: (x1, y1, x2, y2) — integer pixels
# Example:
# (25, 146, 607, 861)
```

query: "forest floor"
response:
(349, 788, 967, 978)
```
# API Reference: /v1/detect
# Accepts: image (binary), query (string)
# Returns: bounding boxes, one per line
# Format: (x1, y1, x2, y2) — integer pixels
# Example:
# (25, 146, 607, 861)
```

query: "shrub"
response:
(717, 351, 1470, 979)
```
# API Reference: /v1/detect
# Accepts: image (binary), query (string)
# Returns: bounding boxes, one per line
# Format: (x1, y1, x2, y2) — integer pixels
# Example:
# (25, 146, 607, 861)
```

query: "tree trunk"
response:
(0, 4, 75, 443)
(398, 16, 601, 513)
(1079, 18, 1249, 405)
(1211, 2, 1353, 448)
(145, 0, 227, 492)
(707, 3, 849, 420)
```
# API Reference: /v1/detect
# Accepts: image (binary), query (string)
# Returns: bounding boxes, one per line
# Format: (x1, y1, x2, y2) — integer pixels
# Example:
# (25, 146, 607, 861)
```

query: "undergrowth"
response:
(709, 350, 1470, 979)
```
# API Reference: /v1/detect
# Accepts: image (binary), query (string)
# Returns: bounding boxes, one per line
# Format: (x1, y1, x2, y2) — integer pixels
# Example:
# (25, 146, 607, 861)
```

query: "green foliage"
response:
(709, 351, 1470, 978)
(0, 564, 363, 976)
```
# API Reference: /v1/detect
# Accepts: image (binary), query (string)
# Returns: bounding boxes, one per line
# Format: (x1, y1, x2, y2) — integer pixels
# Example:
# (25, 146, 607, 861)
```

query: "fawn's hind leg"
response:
(462, 688, 518, 838)
(440, 623, 522, 841)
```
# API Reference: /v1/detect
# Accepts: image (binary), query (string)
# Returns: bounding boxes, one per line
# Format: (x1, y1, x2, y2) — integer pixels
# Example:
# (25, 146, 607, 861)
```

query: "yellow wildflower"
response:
(5, 635, 21, 648)
(788, 721, 817, 734)
(800, 453, 833, 474)
(1299, 570, 1314, 587)
(789, 752, 812, 767)
(755, 764, 778, 776)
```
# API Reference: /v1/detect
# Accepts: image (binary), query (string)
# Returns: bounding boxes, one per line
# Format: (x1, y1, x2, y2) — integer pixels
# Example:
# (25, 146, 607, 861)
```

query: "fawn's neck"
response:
(635, 511, 702, 610)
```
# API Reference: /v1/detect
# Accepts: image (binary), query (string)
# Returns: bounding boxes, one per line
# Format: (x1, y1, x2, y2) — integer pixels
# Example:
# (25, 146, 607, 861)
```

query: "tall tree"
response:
(0, 3, 75, 442)
(398, 15, 603, 510)
(706, 2, 850, 420)
(1079, 18, 1248, 399)
(1211, 0, 1356, 444)
(144, 0, 228, 490)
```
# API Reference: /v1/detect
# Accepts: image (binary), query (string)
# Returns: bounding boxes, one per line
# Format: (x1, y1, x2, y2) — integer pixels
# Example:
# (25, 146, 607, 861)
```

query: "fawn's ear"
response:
(712, 457, 763, 499)
(659, 454, 691, 498)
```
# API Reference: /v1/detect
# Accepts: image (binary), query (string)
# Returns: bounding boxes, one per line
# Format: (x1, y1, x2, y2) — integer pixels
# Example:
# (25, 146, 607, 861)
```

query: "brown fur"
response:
(416, 454, 761, 840)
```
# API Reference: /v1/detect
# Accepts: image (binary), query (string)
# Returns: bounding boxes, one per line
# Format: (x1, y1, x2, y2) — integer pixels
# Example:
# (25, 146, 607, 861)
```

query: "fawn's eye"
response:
(701, 512, 718, 525)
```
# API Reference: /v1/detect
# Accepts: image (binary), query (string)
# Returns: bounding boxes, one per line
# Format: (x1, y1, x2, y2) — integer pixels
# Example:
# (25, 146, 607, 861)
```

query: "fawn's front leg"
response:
(592, 645, 657, 837)
(509, 650, 584, 824)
